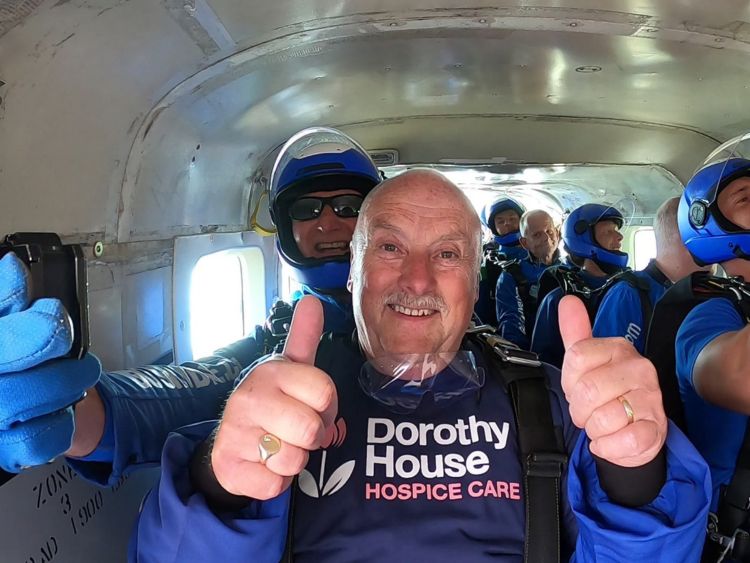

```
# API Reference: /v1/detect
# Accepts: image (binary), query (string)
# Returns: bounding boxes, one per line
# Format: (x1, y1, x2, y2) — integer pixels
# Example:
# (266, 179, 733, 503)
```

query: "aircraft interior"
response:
(1, 1, 750, 560)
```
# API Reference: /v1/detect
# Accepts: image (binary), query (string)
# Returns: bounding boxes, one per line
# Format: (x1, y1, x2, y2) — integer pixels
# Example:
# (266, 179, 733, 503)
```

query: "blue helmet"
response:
(480, 197, 526, 246)
(562, 203, 628, 272)
(269, 127, 381, 290)
(679, 156, 750, 266)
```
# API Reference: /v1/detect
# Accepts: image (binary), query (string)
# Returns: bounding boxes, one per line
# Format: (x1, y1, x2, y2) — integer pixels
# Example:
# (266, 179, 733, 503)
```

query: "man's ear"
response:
(519, 237, 529, 250)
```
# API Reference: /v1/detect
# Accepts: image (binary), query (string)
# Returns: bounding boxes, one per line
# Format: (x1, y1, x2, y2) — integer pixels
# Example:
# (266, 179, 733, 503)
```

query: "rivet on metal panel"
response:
(478, 18, 487, 24)
(568, 22, 579, 27)
(388, 22, 398, 27)
(93, 242, 104, 257)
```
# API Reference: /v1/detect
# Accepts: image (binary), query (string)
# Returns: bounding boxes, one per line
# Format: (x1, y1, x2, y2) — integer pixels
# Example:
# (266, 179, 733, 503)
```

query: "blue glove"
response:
(0, 253, 101, 472)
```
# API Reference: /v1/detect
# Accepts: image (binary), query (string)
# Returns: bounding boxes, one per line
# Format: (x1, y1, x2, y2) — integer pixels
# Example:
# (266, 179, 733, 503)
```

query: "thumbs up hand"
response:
(210, 296, 338, 500)
(558, 296, 667, 467)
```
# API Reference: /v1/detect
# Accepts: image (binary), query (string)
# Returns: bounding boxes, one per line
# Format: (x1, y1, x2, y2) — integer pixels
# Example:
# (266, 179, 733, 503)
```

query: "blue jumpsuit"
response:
(475, 242, 528, 327)
(592, 261, 671, 354)
(132, 337, 710, 562)
(675, 297, 747, 513)
(495, 253, 561, 349)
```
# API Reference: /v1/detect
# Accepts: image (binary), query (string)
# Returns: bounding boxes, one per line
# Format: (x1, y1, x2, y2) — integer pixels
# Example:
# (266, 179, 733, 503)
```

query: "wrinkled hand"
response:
(559, 295, 667, 467)
(211, 296, 337, 500)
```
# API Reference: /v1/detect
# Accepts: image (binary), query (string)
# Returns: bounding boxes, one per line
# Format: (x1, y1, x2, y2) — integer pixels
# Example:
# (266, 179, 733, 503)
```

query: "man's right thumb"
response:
(283, 296, 324, 365)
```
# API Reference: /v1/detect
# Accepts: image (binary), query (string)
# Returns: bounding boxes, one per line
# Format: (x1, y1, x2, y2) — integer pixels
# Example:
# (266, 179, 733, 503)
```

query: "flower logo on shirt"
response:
(298, 417, 356, 498)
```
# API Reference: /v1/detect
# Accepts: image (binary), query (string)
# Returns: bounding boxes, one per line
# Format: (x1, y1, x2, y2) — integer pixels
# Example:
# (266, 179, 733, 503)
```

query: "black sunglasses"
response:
(288, 194, 364, 221)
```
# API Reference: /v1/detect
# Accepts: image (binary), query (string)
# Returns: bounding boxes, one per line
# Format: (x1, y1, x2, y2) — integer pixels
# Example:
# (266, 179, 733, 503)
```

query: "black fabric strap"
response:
(472, 335, 566, 563)
(511, 376, 566, 563)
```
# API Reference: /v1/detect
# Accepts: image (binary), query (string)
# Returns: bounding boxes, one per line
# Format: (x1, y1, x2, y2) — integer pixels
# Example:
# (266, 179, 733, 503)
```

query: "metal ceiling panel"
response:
(4, 1, 750, 242)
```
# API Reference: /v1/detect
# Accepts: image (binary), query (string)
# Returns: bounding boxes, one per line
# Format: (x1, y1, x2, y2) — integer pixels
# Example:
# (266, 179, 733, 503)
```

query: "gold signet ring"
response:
(258, 433, 282, 464)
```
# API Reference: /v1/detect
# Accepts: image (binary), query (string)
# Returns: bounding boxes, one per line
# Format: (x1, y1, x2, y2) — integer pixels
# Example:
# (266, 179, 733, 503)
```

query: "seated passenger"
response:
(475, 196, 527, 326)
(673, 145, 750, 557)
(0, 127, 381, 484)
(133, 169, 710, 562)
(495, 209, 561, 348)
(531, 203, 627, 367)
(593, 197, 707, 353)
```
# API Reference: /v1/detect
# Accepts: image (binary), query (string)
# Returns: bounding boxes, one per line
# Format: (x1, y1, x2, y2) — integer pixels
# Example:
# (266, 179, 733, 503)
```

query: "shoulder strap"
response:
(643, 272, 713, 431)
(536, 266, 567, 310)
(609, 269, 654, 333)
(504, 259, 528, 291)
(467, 329, 567, 563)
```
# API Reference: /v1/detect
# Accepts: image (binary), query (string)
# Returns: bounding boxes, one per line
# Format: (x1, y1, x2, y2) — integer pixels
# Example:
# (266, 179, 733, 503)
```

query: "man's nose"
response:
(399, 251, 436, 295)
(315, 205, 343, 231)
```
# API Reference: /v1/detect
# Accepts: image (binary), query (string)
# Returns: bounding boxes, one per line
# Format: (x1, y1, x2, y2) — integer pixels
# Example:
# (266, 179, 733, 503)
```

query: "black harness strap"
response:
(596, 268, 654, 334)
(468, 329, 567, 563)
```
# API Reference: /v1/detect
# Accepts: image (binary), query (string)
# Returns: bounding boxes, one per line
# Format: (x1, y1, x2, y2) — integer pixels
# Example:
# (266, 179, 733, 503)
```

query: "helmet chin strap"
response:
(733, 245, 750, 261)
(596, 259, 627, 276)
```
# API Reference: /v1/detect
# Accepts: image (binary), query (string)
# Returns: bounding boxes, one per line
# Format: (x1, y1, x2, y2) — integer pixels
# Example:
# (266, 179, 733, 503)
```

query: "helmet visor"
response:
(703, 133, 750, 205)
(594, 196, 636, 231)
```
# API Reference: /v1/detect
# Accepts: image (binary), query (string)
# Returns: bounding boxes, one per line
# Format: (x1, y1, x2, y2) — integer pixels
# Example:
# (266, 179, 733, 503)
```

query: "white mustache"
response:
(382, 292, 447, 313)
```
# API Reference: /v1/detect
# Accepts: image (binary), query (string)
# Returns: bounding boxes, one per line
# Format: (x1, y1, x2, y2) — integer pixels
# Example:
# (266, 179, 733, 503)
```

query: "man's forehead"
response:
(724, 176, 750, 194)
(368, 213, 470, 239)
(527, 213, 554, 228)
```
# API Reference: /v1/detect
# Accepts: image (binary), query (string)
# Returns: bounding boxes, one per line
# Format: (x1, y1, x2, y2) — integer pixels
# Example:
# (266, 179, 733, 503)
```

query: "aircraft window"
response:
(632, 227, 657, 270)
(189, 247, 265, 358)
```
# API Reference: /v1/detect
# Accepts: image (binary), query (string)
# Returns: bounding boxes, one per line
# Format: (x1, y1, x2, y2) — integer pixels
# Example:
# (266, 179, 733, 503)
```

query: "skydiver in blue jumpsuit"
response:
(531, 203, 627, 368)
(132, 169, 710, 563)
(670, 141, 750, 559)
(475, 197, 527, 326)
(0, 127, 381, 485)
(592, 196, 706, 353)
(495, 209, 561, 348)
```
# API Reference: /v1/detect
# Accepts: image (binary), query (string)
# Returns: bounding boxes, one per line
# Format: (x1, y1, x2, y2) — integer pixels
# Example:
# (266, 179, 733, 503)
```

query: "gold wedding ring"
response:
(258, 433, 282, 464)
(617, 395, 635, 425)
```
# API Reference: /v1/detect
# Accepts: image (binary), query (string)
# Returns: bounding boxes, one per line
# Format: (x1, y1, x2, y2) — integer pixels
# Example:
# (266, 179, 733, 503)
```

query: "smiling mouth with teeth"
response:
(315, 241, 348, 251)
(389, 304, 438, 317)
(313, 241, 349, 256)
